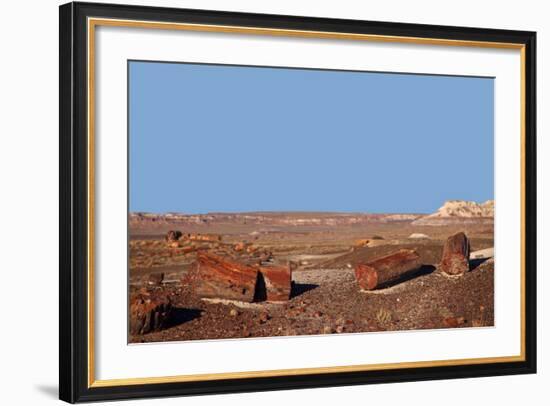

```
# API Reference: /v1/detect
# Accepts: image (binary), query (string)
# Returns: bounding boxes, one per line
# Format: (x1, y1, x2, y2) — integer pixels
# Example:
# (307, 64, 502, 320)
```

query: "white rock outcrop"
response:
(408, 233, 430, 239)
(412, 200, 494, 226)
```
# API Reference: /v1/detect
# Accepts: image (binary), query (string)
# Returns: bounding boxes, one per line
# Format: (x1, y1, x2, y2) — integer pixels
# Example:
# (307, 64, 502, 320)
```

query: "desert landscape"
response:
(128, 199, 495, 343)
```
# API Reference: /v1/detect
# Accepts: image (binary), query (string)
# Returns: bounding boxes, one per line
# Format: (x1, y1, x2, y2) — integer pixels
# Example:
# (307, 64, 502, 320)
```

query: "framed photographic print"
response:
(59, 1, 537, 403)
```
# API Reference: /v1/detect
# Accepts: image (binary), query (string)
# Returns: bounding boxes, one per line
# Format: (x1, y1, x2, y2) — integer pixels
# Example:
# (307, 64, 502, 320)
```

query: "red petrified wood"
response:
(355, 249, 422, 290)
(192, 252, 259, 302)
(439, 232, 470, 276)
(130, 291, 172, 335)
(259, 264, 292, 302)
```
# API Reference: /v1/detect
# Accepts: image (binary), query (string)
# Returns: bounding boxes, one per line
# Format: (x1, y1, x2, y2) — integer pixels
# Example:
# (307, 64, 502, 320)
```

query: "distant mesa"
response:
(130, 211, 424, 228)
(129, 200, 493, 229)
(428, 200, 494, 218)
(412, 200, 494, 226)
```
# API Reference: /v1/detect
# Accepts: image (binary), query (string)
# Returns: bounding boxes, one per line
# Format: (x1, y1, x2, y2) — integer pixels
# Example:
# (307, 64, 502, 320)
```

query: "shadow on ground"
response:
(377, 264, 436, 289)
(290, 282, 319, 299)
(35, 384, 57, 399)
(166, 307, 203, 328)
(469, 257, 491, 271)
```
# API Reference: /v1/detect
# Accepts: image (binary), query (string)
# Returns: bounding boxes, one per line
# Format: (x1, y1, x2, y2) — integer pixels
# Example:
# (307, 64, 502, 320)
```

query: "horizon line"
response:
(129, 199, 495, 216)
(129, 209, 429, 215)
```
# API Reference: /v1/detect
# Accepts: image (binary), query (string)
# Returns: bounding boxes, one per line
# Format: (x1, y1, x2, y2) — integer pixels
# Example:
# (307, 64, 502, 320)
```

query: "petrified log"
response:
(187, 233, 222, 242)
(206, 234, 221, 241)
(440, 232, 470, 275)
(258, 264, 292, 302)
(355, 249, 422, 290)
(354, 239, 370, 248)
(192, 252, 259, 302)
(129, 292, 172, 335)
(178, 246, 196, 255)
(234, 242, 246, 252)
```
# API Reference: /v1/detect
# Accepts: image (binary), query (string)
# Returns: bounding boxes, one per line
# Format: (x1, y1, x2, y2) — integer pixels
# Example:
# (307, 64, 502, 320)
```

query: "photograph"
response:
(128, 60, 496, 343)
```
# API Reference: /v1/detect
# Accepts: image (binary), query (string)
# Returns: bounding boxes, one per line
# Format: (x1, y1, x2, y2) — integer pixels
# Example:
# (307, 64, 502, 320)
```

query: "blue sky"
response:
(129, 61, 494, 214)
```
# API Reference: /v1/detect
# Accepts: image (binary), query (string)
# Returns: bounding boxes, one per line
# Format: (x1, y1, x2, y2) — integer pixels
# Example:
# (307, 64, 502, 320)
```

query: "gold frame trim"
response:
(87, 17, 527, 388)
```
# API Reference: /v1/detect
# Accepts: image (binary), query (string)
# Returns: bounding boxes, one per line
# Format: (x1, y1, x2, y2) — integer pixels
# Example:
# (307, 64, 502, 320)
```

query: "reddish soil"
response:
(128, 214, 494, 344)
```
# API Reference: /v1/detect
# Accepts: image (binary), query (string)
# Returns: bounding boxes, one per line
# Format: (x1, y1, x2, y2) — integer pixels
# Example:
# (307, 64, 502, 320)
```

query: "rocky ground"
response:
(130, 260, 493, 343)
(128, 209, 494, 344)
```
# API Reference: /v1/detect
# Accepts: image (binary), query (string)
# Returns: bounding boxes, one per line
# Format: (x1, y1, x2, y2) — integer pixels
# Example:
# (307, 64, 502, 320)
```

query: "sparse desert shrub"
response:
(376, 308, 392, 325)
(437, 306, 454, 319)
(371, 235, 384, 240)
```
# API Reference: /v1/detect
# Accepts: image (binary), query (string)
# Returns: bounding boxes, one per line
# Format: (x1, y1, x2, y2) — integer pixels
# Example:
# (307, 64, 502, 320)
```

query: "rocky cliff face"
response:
(428, 200, 494, 218)
(412, 200, 494, 226)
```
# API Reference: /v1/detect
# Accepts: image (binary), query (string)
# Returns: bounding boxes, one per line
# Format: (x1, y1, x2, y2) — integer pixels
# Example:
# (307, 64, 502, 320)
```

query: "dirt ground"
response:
(128, 216, 494, 344)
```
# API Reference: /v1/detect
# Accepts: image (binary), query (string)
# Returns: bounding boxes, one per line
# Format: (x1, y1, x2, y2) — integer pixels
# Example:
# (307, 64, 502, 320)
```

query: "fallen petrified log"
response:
(440, 232, 470, 275)
(130, 291, 172, 335)
(355, 249, 422, 290)
(234, 242, 247, 252)
(354, 239, 371, 248)
(258, 264, 292, 302)
(191, 252, 259, 302)
(186, 233, 222, 242)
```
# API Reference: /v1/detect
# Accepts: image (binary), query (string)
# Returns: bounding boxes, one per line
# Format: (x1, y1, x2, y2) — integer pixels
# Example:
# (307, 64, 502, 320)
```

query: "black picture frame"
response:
(60, 1, 537, 403)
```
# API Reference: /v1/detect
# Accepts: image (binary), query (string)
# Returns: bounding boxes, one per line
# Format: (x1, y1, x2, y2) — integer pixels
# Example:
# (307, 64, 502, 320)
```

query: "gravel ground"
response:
(129, 254, 494, 344)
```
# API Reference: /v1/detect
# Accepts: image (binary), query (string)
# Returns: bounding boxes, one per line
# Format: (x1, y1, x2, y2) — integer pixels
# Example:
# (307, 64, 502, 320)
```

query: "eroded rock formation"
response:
(165, 230, 183, 242)
(412, 200, 494, 226)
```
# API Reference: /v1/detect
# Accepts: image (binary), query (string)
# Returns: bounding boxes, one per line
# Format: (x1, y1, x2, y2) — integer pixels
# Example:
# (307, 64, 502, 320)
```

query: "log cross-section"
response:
(192, 252, 259, 302)
(129, 292, 172, 335)
(355, 249, 422, 290)
(258, 264, 292, 302)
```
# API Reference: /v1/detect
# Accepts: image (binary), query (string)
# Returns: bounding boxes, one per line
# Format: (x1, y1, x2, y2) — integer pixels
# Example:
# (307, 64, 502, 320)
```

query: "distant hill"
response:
(412, 200, 494, 226)
(129, 211, 423, 230)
